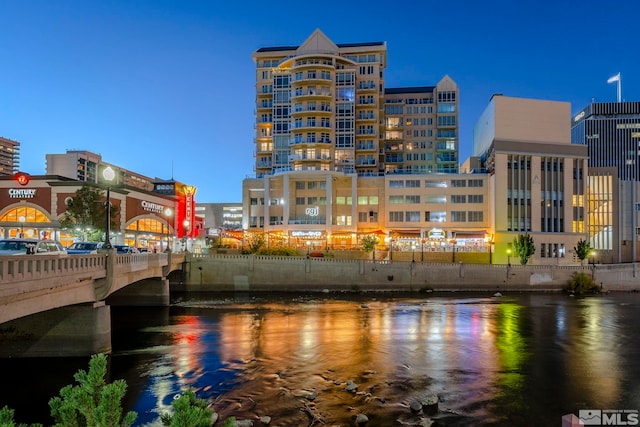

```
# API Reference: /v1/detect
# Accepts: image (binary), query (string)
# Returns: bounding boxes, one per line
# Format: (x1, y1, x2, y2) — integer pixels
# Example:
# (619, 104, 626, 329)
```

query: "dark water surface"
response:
(1, 292, 640, 426)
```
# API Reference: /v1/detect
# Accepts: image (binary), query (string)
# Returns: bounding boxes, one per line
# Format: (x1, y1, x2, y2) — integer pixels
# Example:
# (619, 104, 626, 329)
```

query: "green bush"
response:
(566, 271, 601, 295)
(160, 388, 214, 427)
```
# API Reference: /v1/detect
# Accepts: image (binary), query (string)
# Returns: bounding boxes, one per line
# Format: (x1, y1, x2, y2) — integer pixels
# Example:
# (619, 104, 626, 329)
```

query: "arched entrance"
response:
(0, 205, 64, 243)
(124, 215, 174, 252)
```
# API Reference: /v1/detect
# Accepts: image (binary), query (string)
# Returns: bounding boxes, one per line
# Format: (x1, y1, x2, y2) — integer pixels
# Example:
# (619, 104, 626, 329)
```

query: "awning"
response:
(390, 229, 422, 238)
(452, 230, 487, 239)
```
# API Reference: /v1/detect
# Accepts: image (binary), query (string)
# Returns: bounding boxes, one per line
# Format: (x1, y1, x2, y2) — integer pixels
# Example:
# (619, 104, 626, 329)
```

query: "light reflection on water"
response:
(1, 293, 639, 426)
(108, 293, 640, 426)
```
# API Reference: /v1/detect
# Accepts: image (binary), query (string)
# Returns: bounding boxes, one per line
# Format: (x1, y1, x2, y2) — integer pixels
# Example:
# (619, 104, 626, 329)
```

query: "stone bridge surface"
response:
(0, 252, 186, 325)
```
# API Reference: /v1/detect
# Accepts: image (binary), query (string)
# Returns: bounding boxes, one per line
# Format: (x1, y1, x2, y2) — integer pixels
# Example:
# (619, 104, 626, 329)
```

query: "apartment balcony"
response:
(356, 144, 377, 152)
(356, 159, 377, 167)
(291, 89, 332, 100)
(357, 113, 376, 122)
(289, 154, 332, 162)
(384, 154, 404, 163)
(289, 138, 333, 147)
(288, 217, 327, 225)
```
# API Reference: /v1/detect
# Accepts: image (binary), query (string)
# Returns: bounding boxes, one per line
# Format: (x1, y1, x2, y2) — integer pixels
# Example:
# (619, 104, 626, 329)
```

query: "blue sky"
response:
(1, 0, 638, 202)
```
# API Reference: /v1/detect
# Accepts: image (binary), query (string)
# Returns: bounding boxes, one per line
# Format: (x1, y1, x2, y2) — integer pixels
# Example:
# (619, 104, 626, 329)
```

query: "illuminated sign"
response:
(8, 189, 36, 198)
(428, 228, 445, 239)
(141, 201, 164, 214)
(305, 206, 319, 216)
(14, 172, 30, 185)
(291, 231, 323, 237)
(573, 111, 585, 122)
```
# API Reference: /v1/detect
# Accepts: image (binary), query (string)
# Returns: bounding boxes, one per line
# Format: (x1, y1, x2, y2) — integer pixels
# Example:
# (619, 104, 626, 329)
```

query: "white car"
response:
(0, 239, 67, 256)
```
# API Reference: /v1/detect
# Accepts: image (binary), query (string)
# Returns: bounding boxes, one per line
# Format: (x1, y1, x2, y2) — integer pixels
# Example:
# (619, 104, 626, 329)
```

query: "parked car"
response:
(114, 245, 139, 254)
(66, 241, 104, 254)
(0, 238, 67, 256)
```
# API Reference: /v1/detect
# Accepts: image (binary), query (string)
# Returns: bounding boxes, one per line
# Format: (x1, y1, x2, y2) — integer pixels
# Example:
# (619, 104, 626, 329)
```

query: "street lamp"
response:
(421, 239, 425, 262)
(507, 248, 512, 267)
(411, 243, 415, 262)
(163, 208, 173, 252)
(306, 240, 311, 257)
(385, 237, 393, 262)
(183, 220, 190, 252)
(451, 240, 457, 263)
(103, 166, 116, 249)
(590, 250, 597, 279)
(18, 215, 25, 238)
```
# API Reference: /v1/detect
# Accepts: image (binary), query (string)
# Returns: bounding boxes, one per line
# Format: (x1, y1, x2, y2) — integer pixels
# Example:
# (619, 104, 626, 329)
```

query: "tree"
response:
(49, 353, 137, 427)
(512, 233, 535, 265)
(60, 185, 119, 241)
(573, 239, 593, 266)
(0, 405, 43, 427)
(160, 388, 215, 427)
(360, 234, 379, 259)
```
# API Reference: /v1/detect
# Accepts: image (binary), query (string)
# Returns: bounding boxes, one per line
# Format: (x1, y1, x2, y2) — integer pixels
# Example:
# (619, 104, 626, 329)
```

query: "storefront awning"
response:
(452, 230, 487, 239)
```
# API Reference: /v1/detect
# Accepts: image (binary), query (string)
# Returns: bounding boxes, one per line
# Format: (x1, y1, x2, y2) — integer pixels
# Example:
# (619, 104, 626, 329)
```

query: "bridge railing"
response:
(0, 254, 107, 286)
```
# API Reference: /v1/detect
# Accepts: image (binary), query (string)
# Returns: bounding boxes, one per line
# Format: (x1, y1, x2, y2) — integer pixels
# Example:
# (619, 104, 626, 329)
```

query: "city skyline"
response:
(1, 0, 638, 202)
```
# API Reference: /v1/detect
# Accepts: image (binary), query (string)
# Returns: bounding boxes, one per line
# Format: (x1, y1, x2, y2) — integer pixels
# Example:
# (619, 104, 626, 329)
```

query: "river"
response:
(1, 291, 639, 426)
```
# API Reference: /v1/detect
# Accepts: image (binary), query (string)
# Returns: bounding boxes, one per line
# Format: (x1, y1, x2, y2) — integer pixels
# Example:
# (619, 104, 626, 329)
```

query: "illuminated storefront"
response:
(0, 173, 198, 252)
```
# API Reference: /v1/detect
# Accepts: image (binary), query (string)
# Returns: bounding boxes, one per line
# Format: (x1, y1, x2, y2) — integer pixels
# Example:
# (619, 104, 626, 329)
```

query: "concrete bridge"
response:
(0, 251, 186, 357)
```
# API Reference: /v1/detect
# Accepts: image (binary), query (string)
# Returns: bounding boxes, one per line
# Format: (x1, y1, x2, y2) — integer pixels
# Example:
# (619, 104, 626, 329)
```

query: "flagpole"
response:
(607, 72, 622, 102)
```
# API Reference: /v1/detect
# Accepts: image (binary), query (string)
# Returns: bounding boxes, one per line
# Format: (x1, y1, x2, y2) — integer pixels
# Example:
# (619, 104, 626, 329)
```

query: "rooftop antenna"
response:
(171, 160, 174, 180)
(607, 72, 621, 102)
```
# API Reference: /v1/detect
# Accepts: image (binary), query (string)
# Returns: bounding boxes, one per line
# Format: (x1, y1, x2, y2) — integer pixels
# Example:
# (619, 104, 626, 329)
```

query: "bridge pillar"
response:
(106, 277, 170, 307)
(0, 302, 111, 358)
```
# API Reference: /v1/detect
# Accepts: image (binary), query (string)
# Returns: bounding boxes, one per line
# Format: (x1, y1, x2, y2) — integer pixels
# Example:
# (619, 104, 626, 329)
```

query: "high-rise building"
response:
(0, 136, 20, 177)
(244, 29, 487, 254)
(384, 80, 459, 175)
(571, 102, 640, 262)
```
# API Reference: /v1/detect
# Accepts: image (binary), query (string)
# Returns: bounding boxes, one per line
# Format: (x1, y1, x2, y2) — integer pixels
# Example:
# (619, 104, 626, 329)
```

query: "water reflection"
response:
(1, 293, 639, 426)
(108, 294, 640, 426)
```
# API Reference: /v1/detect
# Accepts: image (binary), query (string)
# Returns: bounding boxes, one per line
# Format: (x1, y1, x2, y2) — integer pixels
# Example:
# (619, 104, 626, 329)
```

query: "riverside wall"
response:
(180, 254, 640, 292)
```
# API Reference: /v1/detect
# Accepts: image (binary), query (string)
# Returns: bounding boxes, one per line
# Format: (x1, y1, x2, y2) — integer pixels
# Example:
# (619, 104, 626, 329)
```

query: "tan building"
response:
(0, 136, 20, 177)
(474, 95, 589, 264)
(245, 30, 474, 254)
(46, 150, 156, 192)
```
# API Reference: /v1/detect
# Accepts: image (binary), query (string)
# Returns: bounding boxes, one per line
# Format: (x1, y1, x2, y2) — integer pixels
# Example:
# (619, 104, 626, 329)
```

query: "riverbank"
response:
(178, 254, 640, 292)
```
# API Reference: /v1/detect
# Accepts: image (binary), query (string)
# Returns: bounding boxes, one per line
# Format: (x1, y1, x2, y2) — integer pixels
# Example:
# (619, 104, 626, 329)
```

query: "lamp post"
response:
(590, 250, 596, 279)
(411, 243, 415, 262)
(385, 237, 393, 262)
(183, 220, 190, 252)
(103, 166, 116, 249)
(507, 248, 512, 267)
(18, 215, 25, 238)
(163, 208, 173, 252)
(421, 239, 425, 262)
(452, 240, 457, 263)
(306, 240, 311, 257)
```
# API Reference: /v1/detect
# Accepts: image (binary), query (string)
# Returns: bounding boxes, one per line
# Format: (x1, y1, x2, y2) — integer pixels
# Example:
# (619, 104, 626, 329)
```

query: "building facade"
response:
(245, 29, 472, 254)
(0, 136, 20, 177)
(571, 101, 640, 262)
(474, 95, 589, 264)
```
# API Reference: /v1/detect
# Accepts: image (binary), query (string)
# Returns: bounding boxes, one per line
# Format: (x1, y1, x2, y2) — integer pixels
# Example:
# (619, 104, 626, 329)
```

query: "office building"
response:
(474, 95, 588, 264)
(0, 136, 20, 177)
(571, 102, 640, 262)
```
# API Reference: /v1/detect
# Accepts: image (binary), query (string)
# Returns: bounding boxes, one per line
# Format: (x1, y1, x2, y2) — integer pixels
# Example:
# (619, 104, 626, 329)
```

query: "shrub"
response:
(566, 271, 601, 295)
(48, 353, 137, 427)
(160, 388, 214, 427)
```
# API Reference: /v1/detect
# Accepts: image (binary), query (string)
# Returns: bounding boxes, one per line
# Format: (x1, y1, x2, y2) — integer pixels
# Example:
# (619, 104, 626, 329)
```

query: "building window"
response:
(405, 211, 420, 222)
(451, 211, 466, 222)
(389, 195, 404, 204)
(451, 195, 466, 203)
(425, 211, 446, 222)
(389, 211, 404, 222)
(468, 211, 484, 222)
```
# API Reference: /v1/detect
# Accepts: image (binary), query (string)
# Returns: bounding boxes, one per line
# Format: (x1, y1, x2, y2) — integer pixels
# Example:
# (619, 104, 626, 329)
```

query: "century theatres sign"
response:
(141, 200, 165, 214)
(8, 188, 37, 198)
